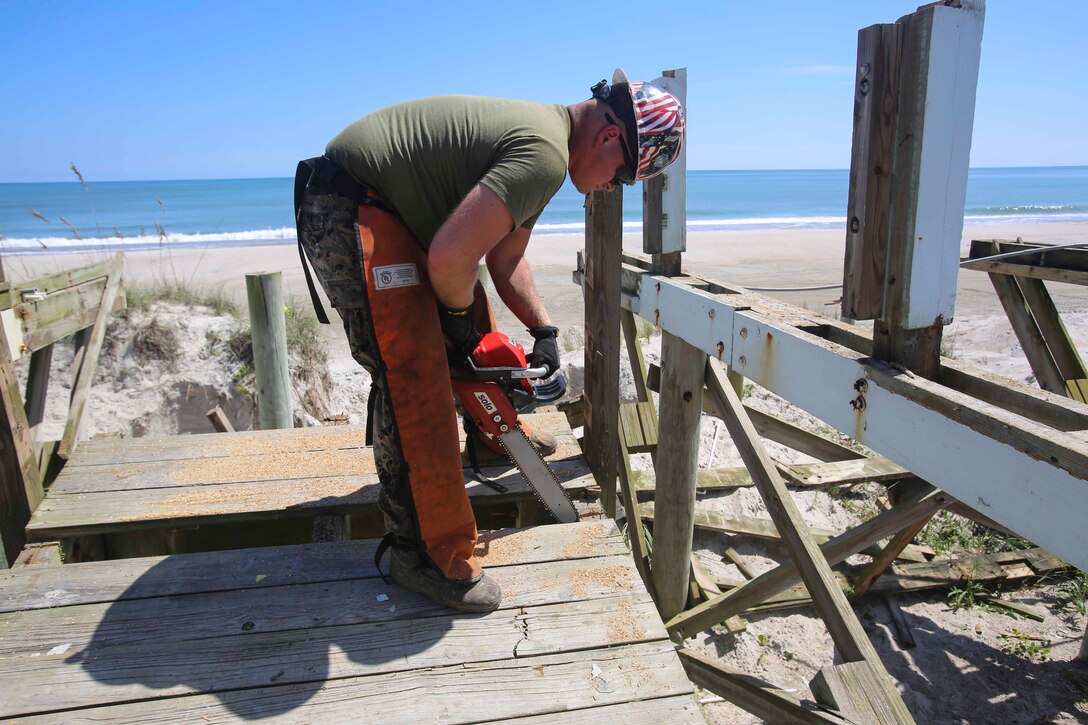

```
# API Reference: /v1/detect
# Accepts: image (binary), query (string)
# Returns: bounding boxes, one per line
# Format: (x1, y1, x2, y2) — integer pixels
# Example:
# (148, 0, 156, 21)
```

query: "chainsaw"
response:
(451, 331, 578, 524)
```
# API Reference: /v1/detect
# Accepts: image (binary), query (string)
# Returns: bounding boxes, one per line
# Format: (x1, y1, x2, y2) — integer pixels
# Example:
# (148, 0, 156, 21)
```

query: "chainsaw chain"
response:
(497, 428, 579, 522)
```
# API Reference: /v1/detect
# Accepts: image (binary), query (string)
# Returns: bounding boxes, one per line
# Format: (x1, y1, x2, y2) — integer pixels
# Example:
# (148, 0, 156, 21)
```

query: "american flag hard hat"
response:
(612, 68, 685, 181)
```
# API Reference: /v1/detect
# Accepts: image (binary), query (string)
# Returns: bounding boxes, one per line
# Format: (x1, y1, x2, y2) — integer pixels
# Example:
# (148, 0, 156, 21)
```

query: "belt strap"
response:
(294, 156, 399, 325)
(294, 157, 332, 324)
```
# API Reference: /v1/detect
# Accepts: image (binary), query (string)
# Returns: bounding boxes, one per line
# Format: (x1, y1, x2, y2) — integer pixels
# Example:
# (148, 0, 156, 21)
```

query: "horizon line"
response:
(3, 164, 1087, 185)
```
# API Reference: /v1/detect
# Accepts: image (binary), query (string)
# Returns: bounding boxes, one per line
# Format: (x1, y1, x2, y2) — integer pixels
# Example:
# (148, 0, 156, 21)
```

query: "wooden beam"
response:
(678, 649, 850, 724)
(617, 433, 652, 597)
(206, 406, 236, 433)
(842, 22, 901, 321)
(871, 3, 984, 378)
(246, 271, 293, 430)
(648, 67, 687, 259)
(24, 343, 52, 443)
(650, 331, 704, 619)
(59, 253, 123, 460)
(1018, 276, 1088, 385)
(960, 259, 1088, 286)
(988, 263, 1066, 395)
(811, 661, 913, 725)
(0, 302, 44, 566)
(666, 485, 949, 639)
(583, 188, 624, 517)
(622, 267, 1088, 572)
(967, 239, 1088, 276)
(851, 510, 935, 599)
(702, 358, 912, 720)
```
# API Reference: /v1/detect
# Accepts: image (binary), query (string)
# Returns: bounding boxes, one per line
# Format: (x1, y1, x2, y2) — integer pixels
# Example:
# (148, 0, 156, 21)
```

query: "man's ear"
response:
(596, 123, 620, 149)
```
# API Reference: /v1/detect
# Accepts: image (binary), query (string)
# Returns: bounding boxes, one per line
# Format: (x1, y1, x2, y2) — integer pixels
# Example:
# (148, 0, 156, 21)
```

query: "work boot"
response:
(389, 548, 502, 613)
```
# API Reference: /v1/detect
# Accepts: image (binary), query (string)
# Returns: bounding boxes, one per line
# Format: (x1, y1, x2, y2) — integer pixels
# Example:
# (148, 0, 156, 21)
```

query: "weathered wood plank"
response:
(812, 661, 908, 725)
(59, 253, 123, 460)
(3, 521, 625, 613)
(584, 187, 624, 517)
(619, 401, 646, 450)
(11, 541, 63, 568)
(0, 554, 645, 656)
(679, 648, 848, 724)
(651, 331, 705, 618)
(777, 456, 910, 487)
(14, 642, 693, 724)
(842, 22, 901, 321)
(967, 239, 1088, 275)
(0, 290, 44, 566)
(65, 412, 576, 467)
(27, 460, 592, 541)
(666, 486, 950, 639)
(961, 259, 1088, 286)
(989, 265, 1066, 394)
(639, 502, 927, 562)
(498, 696, 705, 724)
(1018, 276, 1088, 386)
(617, 434, 653, 596)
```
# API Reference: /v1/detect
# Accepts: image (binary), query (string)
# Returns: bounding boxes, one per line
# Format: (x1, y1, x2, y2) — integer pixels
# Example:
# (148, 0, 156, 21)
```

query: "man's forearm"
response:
(489, 254, 551, 330)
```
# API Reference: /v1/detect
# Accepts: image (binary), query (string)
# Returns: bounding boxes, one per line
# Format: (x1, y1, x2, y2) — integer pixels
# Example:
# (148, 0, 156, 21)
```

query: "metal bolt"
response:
(499, 424, 509, 432)
(850, 217, 860, 233)
(683, 391, 692, 402)
(859, 78, 870, 95)
(739, 356, 747, 366)
(708, 309, 715, 319)
(739, 327, 748, 339)
(493, 414, 502, 423)
(860, 63, 870, 78)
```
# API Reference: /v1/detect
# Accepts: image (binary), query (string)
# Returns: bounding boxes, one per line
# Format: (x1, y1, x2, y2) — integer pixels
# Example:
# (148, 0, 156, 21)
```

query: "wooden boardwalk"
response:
(27, 412, 592, 546)
(0, 521, 704, 723)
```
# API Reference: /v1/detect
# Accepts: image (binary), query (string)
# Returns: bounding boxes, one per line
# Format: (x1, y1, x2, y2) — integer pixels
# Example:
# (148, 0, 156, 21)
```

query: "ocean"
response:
(1, 167, 1085, 255)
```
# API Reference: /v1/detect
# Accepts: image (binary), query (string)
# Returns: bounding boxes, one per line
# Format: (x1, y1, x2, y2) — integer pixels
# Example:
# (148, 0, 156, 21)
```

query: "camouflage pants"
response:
(296, 176, 423, 553)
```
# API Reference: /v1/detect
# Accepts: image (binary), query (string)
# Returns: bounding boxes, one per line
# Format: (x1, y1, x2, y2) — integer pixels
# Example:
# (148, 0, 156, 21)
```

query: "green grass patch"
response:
(126, 280, 239, 317)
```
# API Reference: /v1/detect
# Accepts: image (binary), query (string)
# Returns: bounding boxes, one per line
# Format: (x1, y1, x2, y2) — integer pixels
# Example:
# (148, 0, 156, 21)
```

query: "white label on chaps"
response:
(372, 263, 419, 290)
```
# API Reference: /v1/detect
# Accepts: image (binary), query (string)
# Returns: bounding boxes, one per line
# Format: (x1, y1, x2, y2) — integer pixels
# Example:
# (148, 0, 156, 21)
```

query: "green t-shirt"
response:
(325, 95, 570, 249)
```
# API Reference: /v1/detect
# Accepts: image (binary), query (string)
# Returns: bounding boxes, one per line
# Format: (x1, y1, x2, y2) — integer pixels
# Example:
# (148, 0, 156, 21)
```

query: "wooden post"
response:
(842, 23, 901, 320)
(866, 2, 985, 377)
(24, 344, 52, 442)
(0, 304, 44, 567)
(650, 331, 705, 619)
(59, 253, 123, 459)
(246, 272, 293, 430)
(583, 189, 623, 517)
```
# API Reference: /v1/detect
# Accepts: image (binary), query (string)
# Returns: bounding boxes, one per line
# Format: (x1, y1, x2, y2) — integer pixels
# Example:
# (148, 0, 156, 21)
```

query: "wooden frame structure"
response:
(962, 239, 1088, 401)
(578, 2, 1086, 721)
(0, 253, 124, 566)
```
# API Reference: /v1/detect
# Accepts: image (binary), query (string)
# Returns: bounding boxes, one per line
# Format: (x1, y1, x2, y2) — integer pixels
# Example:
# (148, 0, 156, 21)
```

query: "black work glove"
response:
(527, 326, 561, 378)
(439, 303, 481, 359)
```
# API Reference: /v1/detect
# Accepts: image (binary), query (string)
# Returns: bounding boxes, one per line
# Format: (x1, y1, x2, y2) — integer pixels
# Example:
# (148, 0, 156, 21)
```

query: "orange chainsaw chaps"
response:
(358, 205, 481, 582)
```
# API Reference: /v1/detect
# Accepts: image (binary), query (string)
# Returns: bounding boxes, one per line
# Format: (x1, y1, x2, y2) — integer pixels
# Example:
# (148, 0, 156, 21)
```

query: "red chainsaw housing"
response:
(452, 332, 530, 443)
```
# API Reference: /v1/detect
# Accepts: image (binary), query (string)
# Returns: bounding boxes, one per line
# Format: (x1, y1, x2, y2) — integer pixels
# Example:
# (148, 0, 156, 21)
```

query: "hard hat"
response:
(592, 68, 685, 184)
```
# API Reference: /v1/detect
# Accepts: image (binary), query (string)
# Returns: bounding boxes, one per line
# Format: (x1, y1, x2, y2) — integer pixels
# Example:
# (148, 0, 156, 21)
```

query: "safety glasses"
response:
(605, 112, 637, 186)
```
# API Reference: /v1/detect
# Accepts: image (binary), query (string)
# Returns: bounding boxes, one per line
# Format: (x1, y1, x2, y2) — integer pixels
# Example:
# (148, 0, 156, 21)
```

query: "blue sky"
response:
(2, 1, 1086, 182)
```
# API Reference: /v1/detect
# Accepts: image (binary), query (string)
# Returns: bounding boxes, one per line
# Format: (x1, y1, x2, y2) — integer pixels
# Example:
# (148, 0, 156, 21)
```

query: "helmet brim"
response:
(609, 68, 639, 182)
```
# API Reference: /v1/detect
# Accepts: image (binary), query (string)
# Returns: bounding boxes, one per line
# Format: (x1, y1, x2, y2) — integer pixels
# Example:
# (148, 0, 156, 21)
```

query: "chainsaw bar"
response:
(497, 428, 578, 523)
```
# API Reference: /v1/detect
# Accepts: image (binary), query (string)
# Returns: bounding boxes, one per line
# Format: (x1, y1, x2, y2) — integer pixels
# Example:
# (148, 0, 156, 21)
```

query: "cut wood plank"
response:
(16, 642, 694, 724)
(11, 541, 63, 568)
(811, 661, 909, 725)
(679, 648, 849, 724)
(205, 405, 235, 433)
(989, 266, 1066, 395)
(2, 521, 625, 613)
(960, 258, 1088, 286)
(617, 433, 652, 596)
